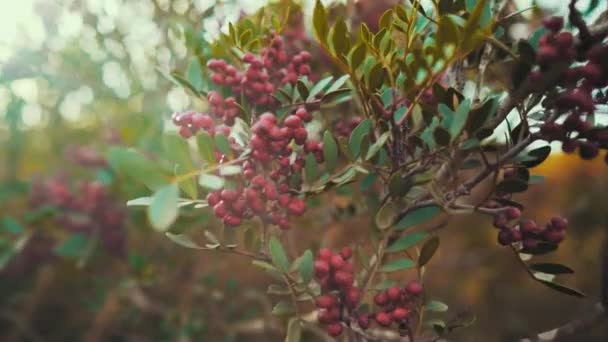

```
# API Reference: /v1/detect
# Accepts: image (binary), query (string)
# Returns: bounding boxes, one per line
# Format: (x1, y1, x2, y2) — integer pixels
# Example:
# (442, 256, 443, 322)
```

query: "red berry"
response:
(406, 280, 423, 296)
(493, 214, 507, 228)
(318, 309, 335, 324)
(544, 229, 566, 244)
(579, 141, 599, 160)
(295, 107, 312, 122)
(191, 113, 213, 129)
(506, 207, 521, 220)
(242, 52, 256, 63)
(211, 73, 225, 85)
(179, 126, 193, 139)
(520, 219, 539, 234)
(562, 139, 579, 154)
(374, 291, 389, 306)
(543, 16, 563, 32)
(315, 294, 336, 309)
(223, 215, 242, 226)
(220, 189, 239, 202)
(206, 192, 220, 206)
(340, 247, 353, 260)
(259, 112, 277, 124)
(537, 45, 558, 66)
(498, 229, 512, 246)
(330, 255, 346, 269)
(346, 287, 362, 304)
(314, 260, 330, 277)
(326, 323, 343, 337)
(550, 216, 568, 231)
(387, 286, 402, 301)
(318, 248, 333, 261)
(334, 271, 353, 288)
(213, 201, 228, 218)
(286, 198, 306, 216)
(375, 312, 392, 327)
(284, 115, 302, 128)
(555, 31, 574, 50)
(510, 229, 523, 242)
(391, 307, 410, 322)
(357, 315, 370, 330)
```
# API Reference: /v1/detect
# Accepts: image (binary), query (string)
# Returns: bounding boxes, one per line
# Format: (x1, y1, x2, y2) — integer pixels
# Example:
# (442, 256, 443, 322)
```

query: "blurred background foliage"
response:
(1, 0, 608, 341)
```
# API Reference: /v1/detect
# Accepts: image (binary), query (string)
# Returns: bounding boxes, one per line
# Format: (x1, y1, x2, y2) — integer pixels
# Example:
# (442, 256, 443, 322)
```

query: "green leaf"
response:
(537, 280, 585, 298)
(372, 280, 398, 290)
(380, 258, 416, 272)
(300, 250, 314, 284)
(272, 301, 296, 316)
(450, 99, 471, 139)
(433, 126, 452, 146)
(348, 118, 372, 158)
(308, 76, 333, 100)
(296, 79, 309, 100)
(55, 233, 88, 258)
(163, 134, 197, 199)
(269, 237, 290, 273)
(148, 184, 179, 232)
(366, 62, 385, 90)
(326, 75, 350, 94)
(418, 236, 440, 267)
(529, 174, 545, 184)
(330, 17, 349, 57)
(348, 43, 367, 70)
(396, 206, 441, 231)
(285, 317, 302, 342)
(219, 165, 242, 176)
(496, 178, 528, 194)
(365, 131, 390, 160)
(304, 153, 318, 185)
(425, 318, 447, 335)
(186, 57, 204, 91)
(214, 133, 232, 157)
(165, 232, 205, 249)
(521, 242, 558, 255)
(386, 232, 428, 253)
(520, 145, 552, 168)
(2, 217, 23, 235)
(425, 300, 449, 312)
(199, 174, 224, 190)
(375, 201, 398, 230)
(389, 174, 413, 198)
(107, 147, 168, 191)
(126, 197, 153, 206)
(313, 0, 329, 45)
(530, 263, 574, 275)
(323, 131, 338, 172)
(197, 132, 217, 165)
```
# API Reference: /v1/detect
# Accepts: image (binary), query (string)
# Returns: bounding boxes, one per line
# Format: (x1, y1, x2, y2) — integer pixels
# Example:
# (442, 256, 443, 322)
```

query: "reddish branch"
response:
(519, 302, 606, 341)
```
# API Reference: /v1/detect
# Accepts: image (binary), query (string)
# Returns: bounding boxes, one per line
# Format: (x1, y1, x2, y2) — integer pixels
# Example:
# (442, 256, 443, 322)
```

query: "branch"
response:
(519, 302, 607, 341)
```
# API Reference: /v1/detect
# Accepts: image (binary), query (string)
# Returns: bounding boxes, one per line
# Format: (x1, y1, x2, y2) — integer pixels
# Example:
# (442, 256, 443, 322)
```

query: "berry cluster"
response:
(250, 109, 316, 163)
(207, 32, 312, 107)
(207, 176, 307, 229)
(488, 200, 568, 248)
(333, 116, 363, 138)
(64, 146, 108, 168)
(172, 110, 232, 141)
(531, 16, 608, 164)
(314, 247, 363, 337)
(172, 33, 328, 230)
(30, 178, 127, 257)
(372, 280, 423, 331)
(313, 247, 425, 337)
